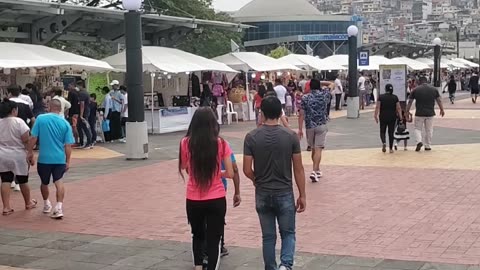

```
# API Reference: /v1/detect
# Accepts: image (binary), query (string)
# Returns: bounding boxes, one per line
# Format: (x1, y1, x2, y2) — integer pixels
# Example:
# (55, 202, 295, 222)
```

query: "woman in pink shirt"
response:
(179, 107, 234, 270)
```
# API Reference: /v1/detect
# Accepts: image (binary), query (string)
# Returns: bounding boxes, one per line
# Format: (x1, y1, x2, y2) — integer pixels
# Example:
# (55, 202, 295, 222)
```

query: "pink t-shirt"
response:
(180, 137, 232, 201)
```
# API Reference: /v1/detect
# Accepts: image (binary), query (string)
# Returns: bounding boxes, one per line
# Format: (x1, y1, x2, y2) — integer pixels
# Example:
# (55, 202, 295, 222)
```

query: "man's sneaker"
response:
(306, 146, 311, 152)
(279, 266, 290, 270)
(415, 142, 423, 152)
(43, 204, 53, 214)
(425, 147, 432, 151)
(10, 182, 16, 189)
(13, 184, 20, 192)
(310, 172, 319, 183)
(221, 246, 229, 257)
(119, 138, 127, 143)
(51, 209, 64, 219)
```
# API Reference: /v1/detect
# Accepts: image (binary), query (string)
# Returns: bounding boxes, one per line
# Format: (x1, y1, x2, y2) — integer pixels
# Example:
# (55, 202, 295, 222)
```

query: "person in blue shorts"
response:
(28, 99, 75, 219)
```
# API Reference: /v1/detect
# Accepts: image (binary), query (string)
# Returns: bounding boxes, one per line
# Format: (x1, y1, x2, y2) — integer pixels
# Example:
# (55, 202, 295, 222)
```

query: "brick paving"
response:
(0, 95, 478, 269)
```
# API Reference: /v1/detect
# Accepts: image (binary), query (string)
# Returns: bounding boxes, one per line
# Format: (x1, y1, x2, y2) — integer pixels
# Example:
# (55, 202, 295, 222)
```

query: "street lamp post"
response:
(432, 37, 442, 88)
(123, 0, 148, 160)
(347, 25, 359, 119)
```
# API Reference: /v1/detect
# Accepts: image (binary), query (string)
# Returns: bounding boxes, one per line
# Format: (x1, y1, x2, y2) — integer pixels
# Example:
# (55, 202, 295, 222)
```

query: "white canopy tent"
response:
(390, 57, 431, 71)
(322, 55, 396, 71)
(443, 59, 468, 69)
(416, 58, 449, 69)
(452, 58, 479, 68)
(103, 46, 237, 73)
(212, 52, 299, 72)
(278, 54, 346, 71)
(0, 42, 113, 72)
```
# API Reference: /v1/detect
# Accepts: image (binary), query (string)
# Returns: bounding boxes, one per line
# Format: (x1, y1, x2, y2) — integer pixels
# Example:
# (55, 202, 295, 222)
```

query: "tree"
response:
(268, 46, 290, 59)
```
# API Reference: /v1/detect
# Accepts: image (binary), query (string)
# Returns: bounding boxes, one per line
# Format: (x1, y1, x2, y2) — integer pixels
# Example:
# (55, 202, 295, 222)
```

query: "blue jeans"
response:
(256, 191, 296, 270)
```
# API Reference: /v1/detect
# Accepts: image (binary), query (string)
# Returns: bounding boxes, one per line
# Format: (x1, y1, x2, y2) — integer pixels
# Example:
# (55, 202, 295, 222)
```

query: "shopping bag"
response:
(102, 119, 110, 132)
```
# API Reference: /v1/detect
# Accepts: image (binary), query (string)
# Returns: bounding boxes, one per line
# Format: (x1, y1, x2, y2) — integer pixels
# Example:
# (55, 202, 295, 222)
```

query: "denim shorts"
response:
(37, 163, 66, 185)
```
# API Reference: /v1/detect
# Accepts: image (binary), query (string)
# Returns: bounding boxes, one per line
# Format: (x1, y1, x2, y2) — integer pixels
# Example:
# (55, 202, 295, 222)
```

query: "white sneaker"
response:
(10, 182, 16, 189)
(279, 266, 289, 270)
(51, 208, 64, 219)
(13, 184, 20, 192)
(310, 172, 319, 183)
(43, 204, 53, 214)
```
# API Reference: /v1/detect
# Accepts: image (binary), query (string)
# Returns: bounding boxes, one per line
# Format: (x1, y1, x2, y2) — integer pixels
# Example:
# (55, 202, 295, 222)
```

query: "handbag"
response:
(102, 119, 110, 132)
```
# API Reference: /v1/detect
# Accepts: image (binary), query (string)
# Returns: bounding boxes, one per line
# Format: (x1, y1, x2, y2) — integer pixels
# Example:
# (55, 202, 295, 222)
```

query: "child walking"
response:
(394, 111, 412, 151)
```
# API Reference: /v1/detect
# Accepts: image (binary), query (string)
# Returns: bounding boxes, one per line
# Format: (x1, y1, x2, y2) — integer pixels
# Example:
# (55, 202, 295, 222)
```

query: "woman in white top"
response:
(0, 99, 37, 215)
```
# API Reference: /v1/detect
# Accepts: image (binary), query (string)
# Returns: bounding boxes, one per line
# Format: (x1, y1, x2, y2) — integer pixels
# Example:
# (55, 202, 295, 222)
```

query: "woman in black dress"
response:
(469, 72, 479, 104)
(374, 84, 403, 153)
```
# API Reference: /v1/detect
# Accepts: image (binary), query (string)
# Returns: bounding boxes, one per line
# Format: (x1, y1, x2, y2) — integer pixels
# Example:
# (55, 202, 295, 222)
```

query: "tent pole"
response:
(151, 73, 155, 134)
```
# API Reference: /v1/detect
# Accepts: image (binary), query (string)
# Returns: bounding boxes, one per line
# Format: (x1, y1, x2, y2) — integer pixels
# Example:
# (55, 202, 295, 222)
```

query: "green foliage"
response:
(268, 46, 290, 59)
(50, 40, 115, 60)
(149, 0, 243, 58)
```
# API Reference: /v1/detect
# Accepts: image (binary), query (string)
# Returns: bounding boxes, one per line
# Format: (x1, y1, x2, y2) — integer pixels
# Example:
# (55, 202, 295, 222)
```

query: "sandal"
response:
(2, 209, 14, 216)
(26, 199, 38, 210)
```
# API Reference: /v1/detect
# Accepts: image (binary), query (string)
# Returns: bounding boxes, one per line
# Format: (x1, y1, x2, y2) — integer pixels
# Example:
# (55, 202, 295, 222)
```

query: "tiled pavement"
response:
(1, 94, 480, 269)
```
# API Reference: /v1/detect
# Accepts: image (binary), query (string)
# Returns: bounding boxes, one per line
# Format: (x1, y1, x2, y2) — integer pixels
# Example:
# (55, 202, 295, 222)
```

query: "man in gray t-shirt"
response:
(243, 96, 306, 270)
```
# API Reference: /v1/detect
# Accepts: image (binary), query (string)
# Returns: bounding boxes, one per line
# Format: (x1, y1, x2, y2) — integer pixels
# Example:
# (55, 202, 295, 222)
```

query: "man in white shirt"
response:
(120, 86, 128, 143)
(298, 75, 308, 92)
(52, 87, 71, 119)
(333, 75, 344, 111)
(274, 79, 288, 109)
(358, 72, 367, 110)
(19, 92, 33, 109)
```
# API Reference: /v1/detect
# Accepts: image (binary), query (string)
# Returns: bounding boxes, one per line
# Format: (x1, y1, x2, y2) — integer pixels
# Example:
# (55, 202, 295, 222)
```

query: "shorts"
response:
(37, 163, 66, 185)
(306, 125, 328, 148)
(0, 172, 28, 184)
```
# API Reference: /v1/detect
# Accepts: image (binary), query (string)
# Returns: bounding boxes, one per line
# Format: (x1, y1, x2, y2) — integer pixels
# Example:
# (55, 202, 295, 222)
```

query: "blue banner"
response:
(160, 107, 188, 117)
(300, 34, 349, 42)
(359, 50, 369, 66)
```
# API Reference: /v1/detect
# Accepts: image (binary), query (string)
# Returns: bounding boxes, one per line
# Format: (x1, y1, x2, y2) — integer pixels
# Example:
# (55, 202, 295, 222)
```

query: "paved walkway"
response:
(0, 94, 479, 269)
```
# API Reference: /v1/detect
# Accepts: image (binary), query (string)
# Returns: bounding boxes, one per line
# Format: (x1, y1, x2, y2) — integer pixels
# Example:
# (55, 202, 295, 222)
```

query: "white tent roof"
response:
(278, 54, 346, 71)
(443, 59, 468, 69)
(452, 58, 479, 68)
(322, 55, 396, 71)
(390, 57, 431, 71)
(416, 58, 449, 69)
(103, 46, 237, 74)
(212, 52, 299, 72)
(0, 42, 113, 72)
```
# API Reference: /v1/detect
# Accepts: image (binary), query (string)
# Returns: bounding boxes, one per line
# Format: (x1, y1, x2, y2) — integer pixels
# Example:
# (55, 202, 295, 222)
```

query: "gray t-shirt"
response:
(244, 125, 301, 193)
(409, 84, 440, 117)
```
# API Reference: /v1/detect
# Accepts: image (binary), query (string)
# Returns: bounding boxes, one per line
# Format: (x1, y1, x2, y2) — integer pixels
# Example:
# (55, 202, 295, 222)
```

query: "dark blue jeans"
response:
(256, 191, 296, 270)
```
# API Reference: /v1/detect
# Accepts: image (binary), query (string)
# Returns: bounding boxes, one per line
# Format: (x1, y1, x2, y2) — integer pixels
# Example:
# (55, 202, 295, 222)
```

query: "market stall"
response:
(323, 54, 396, 71)
(0, 42, 114, 97)
(103, 46, 237, 134)
(390, 57, 431, 71)
(452, 58, 479, 68)
(212, 52, 299, 121)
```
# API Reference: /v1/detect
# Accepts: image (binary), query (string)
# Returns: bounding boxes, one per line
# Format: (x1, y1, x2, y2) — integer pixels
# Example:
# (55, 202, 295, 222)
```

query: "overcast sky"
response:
(211, 0, 252, 11)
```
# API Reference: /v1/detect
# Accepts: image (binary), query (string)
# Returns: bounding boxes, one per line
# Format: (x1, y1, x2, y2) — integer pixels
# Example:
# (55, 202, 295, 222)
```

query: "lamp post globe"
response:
(123, 0, 142, 11)
(432, 37, 442, 46)
(347, 25, 359, 37)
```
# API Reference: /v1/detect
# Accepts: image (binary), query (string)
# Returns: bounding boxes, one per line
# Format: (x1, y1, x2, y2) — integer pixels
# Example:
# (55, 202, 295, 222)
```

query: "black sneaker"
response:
(221, 246, 229, 257)
(382, 144, 386, 153)
(306, 146, 312, 152)
(425, 147, 432, 151)
(415, 142, 423, 152)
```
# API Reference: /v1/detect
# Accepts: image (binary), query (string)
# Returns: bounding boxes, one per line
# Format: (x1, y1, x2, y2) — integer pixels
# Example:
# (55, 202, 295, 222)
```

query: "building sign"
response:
(299, 34, 349, 42)
(359, 50, 369, 66)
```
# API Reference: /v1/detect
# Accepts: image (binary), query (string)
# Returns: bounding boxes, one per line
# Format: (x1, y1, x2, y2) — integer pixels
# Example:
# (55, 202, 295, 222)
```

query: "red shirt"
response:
(254, 93, 263, 109)
(180, 138, 232, 201)
(304, 80, 311, 94)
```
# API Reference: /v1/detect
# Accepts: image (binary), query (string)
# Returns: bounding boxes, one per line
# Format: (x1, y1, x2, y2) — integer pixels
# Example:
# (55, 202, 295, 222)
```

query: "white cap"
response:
(110, 80, 120, 86)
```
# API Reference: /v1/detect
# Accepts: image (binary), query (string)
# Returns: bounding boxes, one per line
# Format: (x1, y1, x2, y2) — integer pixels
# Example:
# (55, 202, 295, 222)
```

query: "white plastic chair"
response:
(226, 101, 238, 125)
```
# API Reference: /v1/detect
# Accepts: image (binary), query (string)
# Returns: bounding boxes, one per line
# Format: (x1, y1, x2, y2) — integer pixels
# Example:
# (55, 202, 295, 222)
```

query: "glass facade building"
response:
(245, 21, 354, 42)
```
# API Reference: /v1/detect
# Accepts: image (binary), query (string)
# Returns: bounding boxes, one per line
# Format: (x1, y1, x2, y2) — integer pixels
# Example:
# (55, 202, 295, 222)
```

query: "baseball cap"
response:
(110, 80, 120, 86)
(385, 84, 394, 92)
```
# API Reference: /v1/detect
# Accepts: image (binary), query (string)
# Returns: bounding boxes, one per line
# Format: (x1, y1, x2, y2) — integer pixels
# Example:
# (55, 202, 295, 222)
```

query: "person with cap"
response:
(109, 80, 125, 142)
(375, 84, 403, 153)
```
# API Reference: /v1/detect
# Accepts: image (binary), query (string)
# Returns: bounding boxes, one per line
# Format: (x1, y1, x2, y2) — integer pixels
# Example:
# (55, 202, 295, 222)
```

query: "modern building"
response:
(231, 0, 361, 57)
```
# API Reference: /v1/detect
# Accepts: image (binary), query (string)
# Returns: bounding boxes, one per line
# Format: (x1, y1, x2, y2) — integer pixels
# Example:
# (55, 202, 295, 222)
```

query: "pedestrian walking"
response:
(243, 96, 306, 270)
(443, 75, 457, 104)
(109, 80, 124, 141)
(469, 72, 479, 104)
(52, 87, 71, 119)
(89, 93, 98, 145)
(394, 111, 412, 151)
(0, 99, 37, 215)
(333, 74, 343, 111)
(406, 76, 445, 152)
(254, 85, 266, 127)
(375, 84, 403, 153)
(28, 99, 75, 219)
(298, 79, 330, 182)
(178, 107, 235, 270)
